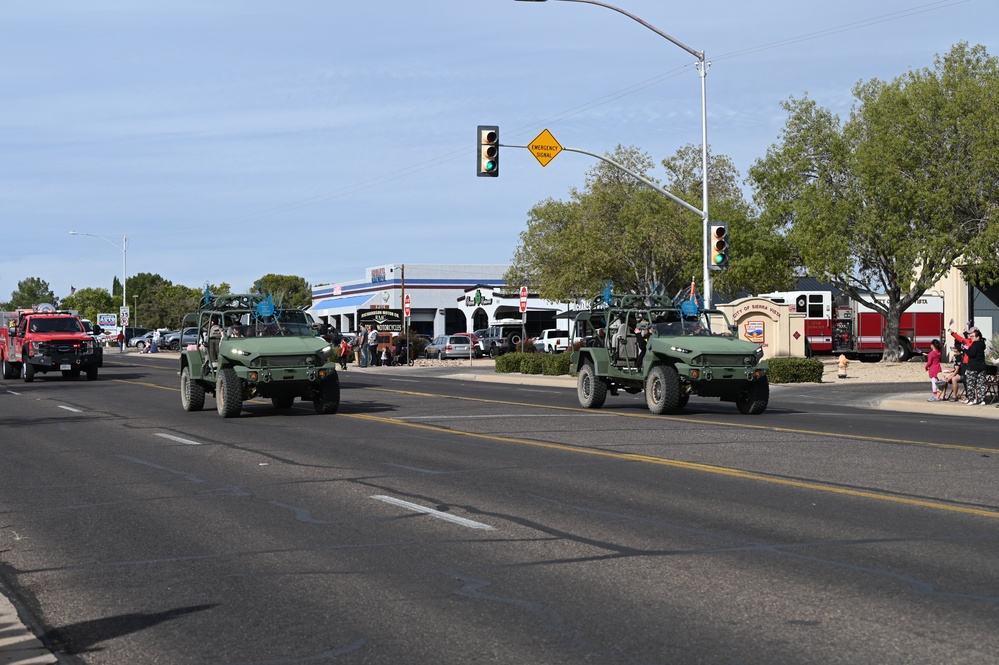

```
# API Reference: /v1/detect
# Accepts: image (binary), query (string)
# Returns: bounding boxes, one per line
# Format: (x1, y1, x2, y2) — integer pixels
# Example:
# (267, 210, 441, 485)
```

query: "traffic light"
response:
(709, 222, 728, 270)
(477, 125, 499, 177)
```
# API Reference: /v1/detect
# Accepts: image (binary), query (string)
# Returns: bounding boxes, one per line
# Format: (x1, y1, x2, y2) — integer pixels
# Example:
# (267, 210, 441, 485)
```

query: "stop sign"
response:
(404, 294, 411, 317)
(519, 286, 528, 313)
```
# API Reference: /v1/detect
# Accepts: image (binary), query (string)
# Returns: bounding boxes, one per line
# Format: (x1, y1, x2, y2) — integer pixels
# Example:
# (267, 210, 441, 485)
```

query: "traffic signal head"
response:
(477, 125, 499, 177)
(709, 222, 728, 270)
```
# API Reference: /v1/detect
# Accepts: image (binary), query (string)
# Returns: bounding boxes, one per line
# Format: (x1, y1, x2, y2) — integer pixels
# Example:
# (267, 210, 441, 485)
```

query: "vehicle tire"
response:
(2, 358, 15, 380)
(439, 350, 446, 361)
(646, 364, 680, 415)
(313, 373, 340, 414)
(216, 367, 242, 418)
(507, 333, 522, 352)
(136, 341, 146, 350)
(577, 362, 607, 409)
(489, 345, 499, 359)
(898, 339, 913, 363)
(272, 395, 295, 409)
(180, 365, 205, 412)
(23, 357, 34, 383)
(170, 340, 180, 351)
(736, 377, 769, 415)
(547, 345, 554, 354)
(85, 366, 98, 381)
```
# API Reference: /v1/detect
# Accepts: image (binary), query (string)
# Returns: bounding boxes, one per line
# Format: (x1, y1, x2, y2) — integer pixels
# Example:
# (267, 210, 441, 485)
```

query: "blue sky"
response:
(1, 0, 993, 304)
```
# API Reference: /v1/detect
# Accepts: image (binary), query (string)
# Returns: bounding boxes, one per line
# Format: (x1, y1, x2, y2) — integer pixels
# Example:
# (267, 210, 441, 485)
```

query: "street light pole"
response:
(133, 295, 139, 331)
(69, 231, 128, 318)
(515, 0, 713, 305)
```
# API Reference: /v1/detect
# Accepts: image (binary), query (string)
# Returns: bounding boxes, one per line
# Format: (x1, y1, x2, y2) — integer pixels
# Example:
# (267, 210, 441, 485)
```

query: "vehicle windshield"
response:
(30, 317, 84, 333)
(222, 310, 317, 339)
(652, 311, 731, 337)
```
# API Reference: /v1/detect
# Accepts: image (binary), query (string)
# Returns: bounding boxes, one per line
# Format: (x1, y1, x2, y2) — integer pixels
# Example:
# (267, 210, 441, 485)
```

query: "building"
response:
(308, 263, 570, 338)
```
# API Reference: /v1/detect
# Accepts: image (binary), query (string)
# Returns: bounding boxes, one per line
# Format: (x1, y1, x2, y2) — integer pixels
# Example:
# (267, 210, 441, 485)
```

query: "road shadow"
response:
(43, 603, 217, 655)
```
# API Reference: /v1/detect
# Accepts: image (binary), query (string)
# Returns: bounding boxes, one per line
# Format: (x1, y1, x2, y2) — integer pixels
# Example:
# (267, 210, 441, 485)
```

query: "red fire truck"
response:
(1, 305, 101, 381)
(757, 290, 944, 361)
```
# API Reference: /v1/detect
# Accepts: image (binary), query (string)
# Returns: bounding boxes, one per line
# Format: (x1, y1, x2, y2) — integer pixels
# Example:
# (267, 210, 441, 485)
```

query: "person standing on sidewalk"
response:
(925, 339, 943, 401)
(953, 328, 987, 405)
(367, 325, 379, 367)
(116, 330, 125, 353)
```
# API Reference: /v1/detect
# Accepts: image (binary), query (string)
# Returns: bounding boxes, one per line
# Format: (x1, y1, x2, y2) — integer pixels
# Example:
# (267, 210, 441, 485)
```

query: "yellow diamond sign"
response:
(528, 129, 562, 167)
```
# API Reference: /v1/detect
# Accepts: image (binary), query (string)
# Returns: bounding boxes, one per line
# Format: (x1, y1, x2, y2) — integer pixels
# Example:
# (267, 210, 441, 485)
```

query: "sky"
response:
(1, 0, 995, 305)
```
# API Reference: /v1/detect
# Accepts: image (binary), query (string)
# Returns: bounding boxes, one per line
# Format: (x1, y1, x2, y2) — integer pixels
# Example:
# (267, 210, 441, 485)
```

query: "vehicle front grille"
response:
(695, 354, 753, 366)
(250, 355, 313, 368)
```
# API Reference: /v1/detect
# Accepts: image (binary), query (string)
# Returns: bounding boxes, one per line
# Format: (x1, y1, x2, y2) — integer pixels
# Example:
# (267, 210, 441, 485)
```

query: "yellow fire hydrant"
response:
(837, 354, 849, 379)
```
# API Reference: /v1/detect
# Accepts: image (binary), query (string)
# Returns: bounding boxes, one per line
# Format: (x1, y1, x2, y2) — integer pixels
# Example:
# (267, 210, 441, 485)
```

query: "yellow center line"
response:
(365, 386, 997, 454)
(345, 410, 999, 520)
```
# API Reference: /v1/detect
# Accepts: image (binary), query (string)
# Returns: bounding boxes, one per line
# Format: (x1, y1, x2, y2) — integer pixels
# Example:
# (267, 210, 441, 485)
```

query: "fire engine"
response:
(757, 290, 944, 362)
(1, 304, 101, 382)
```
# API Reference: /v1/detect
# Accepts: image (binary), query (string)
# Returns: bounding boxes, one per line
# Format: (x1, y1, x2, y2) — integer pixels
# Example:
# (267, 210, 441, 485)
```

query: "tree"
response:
(254, 274, 312, 308)
(506, 144, 793, 303)
(5, 277, 58, 309)
(748, 42, 999, 361)
(59, 288, 115, 323)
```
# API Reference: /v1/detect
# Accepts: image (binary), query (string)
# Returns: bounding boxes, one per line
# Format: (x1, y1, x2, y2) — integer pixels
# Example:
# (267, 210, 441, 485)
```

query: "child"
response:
(925, 339, 943, 401)
(380, 346, 391, 367)
(338, 339, 350, 370)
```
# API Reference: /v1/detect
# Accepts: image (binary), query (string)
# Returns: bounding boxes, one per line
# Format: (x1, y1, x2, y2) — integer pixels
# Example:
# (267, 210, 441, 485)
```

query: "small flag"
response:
(70, 285, 76, 295)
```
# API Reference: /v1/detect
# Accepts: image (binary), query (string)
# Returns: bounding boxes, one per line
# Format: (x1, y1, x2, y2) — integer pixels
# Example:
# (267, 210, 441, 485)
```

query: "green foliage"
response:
(254, 274, 312, 308)
(59, 287, 115, 323)
(749, 42, 999, 360)
(767, 357, 824, 384)
(505, 144, 795, 303)
(5, 277, 58, 309)
(494, 352, 571, 376)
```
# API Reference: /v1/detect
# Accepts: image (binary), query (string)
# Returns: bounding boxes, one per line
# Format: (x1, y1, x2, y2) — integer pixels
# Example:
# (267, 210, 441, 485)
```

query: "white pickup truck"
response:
(534, 328, 570, 354)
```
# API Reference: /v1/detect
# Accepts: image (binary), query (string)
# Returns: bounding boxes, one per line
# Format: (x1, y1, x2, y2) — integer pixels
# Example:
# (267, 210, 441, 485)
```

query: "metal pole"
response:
(516, 0, 711, 303)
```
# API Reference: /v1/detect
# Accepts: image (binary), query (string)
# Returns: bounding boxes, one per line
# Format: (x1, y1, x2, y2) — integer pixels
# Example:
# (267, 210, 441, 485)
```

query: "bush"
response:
(767, 357, 824, 383)
(494, 351, 572, 376)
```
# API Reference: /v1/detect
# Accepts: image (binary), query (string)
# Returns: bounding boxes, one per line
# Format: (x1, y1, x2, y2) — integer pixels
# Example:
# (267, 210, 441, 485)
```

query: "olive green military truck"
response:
(179, 293, 340, 418)
(570, 293, 769, 415)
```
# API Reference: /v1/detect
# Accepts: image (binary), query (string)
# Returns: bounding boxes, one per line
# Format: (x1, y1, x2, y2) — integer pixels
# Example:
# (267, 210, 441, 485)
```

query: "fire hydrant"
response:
(837, 354, 849, 379)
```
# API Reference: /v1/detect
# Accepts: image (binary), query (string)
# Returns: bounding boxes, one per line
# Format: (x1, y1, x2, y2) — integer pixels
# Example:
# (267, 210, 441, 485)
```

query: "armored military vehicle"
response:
(179, 293, 340, 418)
(570, 293, 769, 415)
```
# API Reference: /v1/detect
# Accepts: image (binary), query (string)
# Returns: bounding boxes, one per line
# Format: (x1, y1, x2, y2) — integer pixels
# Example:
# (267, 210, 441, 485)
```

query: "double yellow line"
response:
(356, 387, 999, 520)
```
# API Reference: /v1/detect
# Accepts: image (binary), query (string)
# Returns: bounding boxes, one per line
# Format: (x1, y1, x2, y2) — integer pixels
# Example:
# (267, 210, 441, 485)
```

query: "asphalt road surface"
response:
(1, 355, 997, 664)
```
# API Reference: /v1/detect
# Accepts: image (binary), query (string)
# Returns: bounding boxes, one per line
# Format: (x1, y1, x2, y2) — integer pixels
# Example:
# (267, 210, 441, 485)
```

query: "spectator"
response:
(367, 325, 379, 367)
(338, 338, 351, 370)
(952, 327, 987, 405)
(938, 346, 964, 401)
(116, 330, 125, 353)
(925, 339, 943, 401)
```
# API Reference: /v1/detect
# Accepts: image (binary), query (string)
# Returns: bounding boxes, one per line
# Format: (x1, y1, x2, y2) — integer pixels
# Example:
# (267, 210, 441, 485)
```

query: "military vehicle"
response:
(179, 293, 340, 418)
(569, 293, 769, 415)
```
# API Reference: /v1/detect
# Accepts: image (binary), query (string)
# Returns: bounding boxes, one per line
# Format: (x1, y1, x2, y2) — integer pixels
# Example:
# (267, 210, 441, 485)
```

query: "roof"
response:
(309, 294, 375, 311)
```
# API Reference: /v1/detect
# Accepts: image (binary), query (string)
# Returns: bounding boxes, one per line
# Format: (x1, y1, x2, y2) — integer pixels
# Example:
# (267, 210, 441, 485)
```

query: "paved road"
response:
(2, 354, 998, 664)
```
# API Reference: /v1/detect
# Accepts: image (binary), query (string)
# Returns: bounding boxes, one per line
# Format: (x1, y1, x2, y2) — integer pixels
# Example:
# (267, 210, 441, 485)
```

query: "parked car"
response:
(534, 328, 570, 354)
(425, 334, 474, 360)
(129, 332, 155, 350)
(478, 321, 526, 357)
(122, 327, 150, 344)
(470, 328, 489, 356)
(163, 327, 199, 351)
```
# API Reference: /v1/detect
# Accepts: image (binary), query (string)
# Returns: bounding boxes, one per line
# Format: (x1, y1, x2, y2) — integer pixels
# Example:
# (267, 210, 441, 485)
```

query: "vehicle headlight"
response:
(672, 346, 693, 355)
(230, 348, 251, 357)
(744, 355, 756, 366)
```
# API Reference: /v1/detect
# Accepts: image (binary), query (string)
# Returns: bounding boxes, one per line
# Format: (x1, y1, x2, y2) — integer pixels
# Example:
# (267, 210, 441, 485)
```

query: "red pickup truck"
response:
(1, 306, 101, 382)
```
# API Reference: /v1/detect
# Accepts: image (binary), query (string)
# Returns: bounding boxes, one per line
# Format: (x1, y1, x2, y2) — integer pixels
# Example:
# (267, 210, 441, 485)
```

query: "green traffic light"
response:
(485, 160, 497, 172)
(714, 253, 726, 265)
